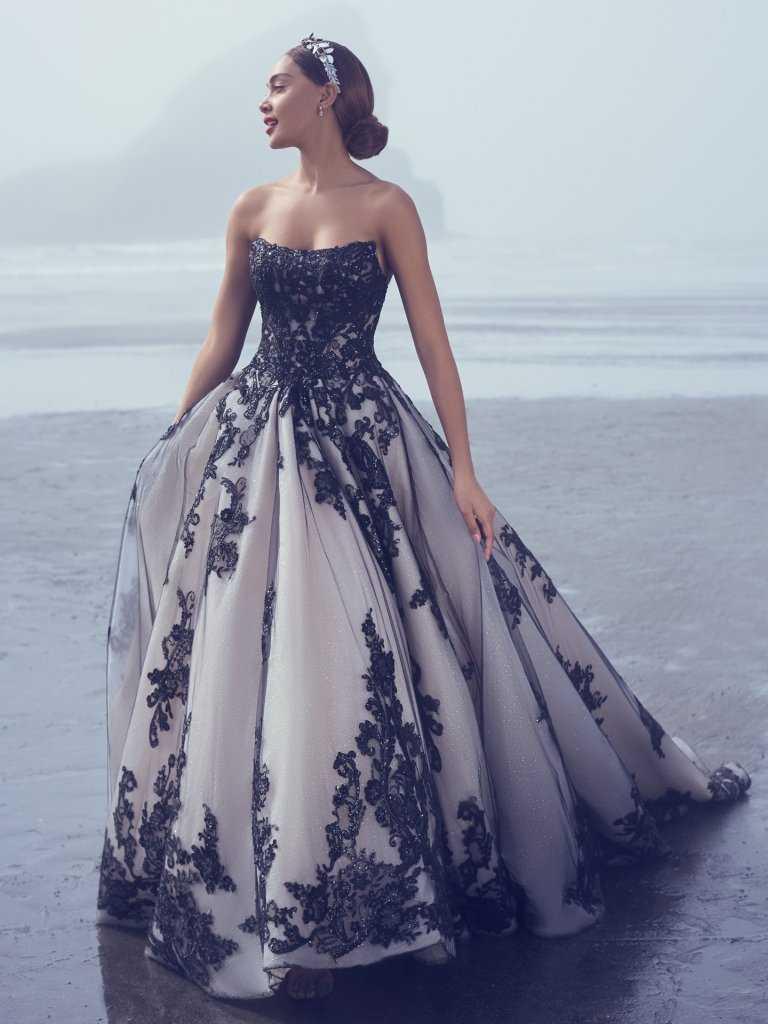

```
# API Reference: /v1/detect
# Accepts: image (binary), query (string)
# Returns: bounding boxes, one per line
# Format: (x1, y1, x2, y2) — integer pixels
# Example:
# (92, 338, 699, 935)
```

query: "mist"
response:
(2, 0, 766, 245)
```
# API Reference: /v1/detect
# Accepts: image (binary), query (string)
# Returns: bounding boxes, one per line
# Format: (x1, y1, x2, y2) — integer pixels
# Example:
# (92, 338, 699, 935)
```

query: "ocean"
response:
(1, 234, 766, 417)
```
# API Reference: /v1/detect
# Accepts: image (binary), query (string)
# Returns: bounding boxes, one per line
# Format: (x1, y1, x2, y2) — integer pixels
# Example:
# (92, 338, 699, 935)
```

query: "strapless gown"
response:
(95, 235, 751, 1000)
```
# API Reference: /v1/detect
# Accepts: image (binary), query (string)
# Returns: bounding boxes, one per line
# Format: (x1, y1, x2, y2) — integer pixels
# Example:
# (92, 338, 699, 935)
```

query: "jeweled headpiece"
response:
(300, 33, 341, 93)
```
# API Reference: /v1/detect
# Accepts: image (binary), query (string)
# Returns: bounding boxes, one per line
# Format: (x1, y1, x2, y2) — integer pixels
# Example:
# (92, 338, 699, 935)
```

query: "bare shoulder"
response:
(368, 180, 418, 218)
(375, 179, 416, 204)
(227, 181, 284, 236)
(373, 182, 426, 255)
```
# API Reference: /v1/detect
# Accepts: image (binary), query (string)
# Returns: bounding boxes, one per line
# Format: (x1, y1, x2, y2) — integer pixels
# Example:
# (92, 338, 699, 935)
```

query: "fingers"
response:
(477, 508, 495, 561)
(461, 507, 481, 542)
(483, 516, 494, 560)
(456, 494, 495, 561)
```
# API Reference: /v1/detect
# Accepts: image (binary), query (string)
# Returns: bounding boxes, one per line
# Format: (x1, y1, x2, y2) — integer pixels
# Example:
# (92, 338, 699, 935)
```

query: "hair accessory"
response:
(300, 33, 341, 92)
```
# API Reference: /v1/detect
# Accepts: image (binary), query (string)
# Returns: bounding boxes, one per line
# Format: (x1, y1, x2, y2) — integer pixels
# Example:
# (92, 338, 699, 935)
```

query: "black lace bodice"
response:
(247, 237, 391, 386)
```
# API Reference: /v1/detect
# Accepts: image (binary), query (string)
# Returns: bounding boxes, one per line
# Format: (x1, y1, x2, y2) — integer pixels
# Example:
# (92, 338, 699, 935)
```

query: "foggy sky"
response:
(2, 0, 766, 244)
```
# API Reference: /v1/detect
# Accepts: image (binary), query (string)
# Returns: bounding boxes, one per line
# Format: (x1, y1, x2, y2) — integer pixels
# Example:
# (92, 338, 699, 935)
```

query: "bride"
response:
(96, 33, 751, 1003)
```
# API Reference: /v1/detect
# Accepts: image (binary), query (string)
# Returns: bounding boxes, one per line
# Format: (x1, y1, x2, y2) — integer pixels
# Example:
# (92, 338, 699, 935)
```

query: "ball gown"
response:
(95, 234, 751, 1000)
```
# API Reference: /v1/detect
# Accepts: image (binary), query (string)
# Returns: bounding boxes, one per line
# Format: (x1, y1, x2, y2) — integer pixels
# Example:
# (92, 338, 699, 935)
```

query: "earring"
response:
(318, 105, 325, 118)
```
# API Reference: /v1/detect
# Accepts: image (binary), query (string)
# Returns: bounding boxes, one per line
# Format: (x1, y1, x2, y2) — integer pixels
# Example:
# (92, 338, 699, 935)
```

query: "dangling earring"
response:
(318, 105, 325, 118)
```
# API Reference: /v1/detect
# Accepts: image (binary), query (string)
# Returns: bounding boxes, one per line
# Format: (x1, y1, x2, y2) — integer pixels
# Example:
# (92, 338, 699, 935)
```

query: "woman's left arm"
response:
(378, 185, 496, 561)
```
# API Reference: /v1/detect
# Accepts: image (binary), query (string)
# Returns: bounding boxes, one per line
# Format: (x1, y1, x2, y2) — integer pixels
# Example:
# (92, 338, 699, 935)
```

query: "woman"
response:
(96, 34, 751, 1003)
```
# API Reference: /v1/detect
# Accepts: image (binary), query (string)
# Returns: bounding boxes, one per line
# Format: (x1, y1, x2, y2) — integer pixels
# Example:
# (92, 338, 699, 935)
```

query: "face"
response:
(259, 54, 335, 149)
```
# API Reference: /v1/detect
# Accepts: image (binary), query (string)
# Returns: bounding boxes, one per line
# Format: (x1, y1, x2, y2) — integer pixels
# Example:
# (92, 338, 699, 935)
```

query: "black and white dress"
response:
(96, 235, 751, 1000)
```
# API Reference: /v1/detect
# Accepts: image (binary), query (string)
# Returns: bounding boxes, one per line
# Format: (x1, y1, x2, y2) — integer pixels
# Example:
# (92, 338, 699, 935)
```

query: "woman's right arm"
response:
(171, 192, 258, 424)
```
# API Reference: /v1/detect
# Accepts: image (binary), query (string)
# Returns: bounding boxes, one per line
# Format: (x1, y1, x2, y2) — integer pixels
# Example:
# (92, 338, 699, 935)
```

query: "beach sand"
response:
(1, 395, 765, 1023)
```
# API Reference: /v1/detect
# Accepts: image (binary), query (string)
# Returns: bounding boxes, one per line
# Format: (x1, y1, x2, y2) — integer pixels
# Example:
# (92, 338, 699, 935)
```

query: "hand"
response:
(160, 408, 190, 441)
(172, 406, 194, 427)
(452, 472, 496, 561)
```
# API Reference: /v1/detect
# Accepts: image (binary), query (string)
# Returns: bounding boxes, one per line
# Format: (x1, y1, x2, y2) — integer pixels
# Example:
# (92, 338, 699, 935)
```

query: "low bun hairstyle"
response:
(285, 39, 388, 159)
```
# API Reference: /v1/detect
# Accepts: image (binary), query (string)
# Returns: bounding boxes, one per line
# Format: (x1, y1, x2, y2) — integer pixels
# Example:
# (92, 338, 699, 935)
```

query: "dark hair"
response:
(285, 39, 388, 160)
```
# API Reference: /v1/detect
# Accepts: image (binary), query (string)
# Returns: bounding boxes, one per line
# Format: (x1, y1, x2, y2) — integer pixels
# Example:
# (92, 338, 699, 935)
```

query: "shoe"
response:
(284, 966, 335, 999)
(411, 941, 451, 966)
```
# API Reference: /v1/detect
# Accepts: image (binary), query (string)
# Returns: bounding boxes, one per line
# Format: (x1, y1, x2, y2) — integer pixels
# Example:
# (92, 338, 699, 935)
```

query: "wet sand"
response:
(0, 394, 765, 1023)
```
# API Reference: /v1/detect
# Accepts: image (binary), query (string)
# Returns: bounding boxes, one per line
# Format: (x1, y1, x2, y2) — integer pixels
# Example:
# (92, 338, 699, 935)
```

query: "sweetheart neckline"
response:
(249, 236, 389, 282)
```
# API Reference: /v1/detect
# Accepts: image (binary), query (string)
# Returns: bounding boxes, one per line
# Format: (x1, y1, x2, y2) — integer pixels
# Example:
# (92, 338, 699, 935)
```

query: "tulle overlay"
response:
(96, 237, 750, 1000)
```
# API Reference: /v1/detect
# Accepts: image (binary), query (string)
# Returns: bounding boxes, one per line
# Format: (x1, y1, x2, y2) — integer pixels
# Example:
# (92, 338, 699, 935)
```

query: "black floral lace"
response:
(239, 607, 457, 959)
(146, 588, 195, 748)
(237, 606, 532, 967)
(98, 712, 192, 925)
(175, 239, 400, 584)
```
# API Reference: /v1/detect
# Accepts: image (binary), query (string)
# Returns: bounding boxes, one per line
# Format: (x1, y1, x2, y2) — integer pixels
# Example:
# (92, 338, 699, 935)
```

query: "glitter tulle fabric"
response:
(96, 235, 751, 1000)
